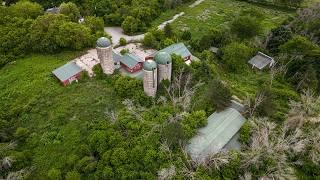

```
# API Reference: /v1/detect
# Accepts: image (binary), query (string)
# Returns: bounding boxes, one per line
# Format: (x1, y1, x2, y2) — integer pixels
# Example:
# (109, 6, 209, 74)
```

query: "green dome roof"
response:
(143, 60, 157, 71)
(154, 52, 172, 65)
(96, 37, 111, 48)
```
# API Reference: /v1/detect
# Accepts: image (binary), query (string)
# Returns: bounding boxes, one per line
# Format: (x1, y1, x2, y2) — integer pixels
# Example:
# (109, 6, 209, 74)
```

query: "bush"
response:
(222, 42, 253, 72)
(239, 121, 251, 144)
(231, 16, 262, 39)
(162, 122, 186, 150)
(59, 2, 80, 22)
(181, 30, 191, 41)
(207, 80, 232, 112)
(48, 168, 61, 180)
(119, 37, 127, 46)
(65, 171, 81, 180)
(121, 16, 140, 34)
(181, 111, 207, 138)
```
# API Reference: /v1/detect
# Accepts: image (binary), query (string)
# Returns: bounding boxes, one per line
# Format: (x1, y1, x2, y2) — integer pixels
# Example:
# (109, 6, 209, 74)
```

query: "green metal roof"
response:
(52, 62, 83, 81)
(143, 60, 157, 71)
(154, 52, 172, 65)
(97, 37, 111, 48)
(121, 53, 143, 69)
(157, 43, 192, 58)
(187, 108, 246, 161)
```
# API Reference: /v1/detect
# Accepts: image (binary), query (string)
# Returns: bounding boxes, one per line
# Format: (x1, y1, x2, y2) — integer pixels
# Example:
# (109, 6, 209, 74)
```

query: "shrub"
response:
(65, 171, 81, 180)
(162, 122, 186, 150)
(181, 30, 191, 41)
(59, 2, 80, 22)
(119, 37, 127, 46)
(222, 42, 253, 72)
(239, 121, 251, 144)
(120, 49, 129, 55)
(231, 16, 262, 39)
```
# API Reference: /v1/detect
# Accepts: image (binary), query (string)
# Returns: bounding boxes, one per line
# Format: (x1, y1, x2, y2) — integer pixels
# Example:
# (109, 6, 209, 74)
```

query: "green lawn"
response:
(153, 0, 293, 39)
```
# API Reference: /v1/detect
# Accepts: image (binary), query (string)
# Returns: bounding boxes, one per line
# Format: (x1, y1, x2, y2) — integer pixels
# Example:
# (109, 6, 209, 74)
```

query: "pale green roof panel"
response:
(52, 62, 83, 81)
(121, 53, 143, 69)
(157, 43, 192, 58)
(187, 108, 246, 162)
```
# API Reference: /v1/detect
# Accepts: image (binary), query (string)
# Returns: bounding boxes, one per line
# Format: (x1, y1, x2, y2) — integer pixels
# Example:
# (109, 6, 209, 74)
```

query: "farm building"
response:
(45, 7, 60, 14)
(187, 106, 246, 162)
(248, 52, 275, 70)
(147, 43, 198, 65)
(120, 53, 144, 73)
(52, 62, 83, 86)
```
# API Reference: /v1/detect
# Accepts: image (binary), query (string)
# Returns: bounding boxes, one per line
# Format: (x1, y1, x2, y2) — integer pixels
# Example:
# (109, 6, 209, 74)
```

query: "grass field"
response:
(0, 52, 125, 178)
(152, 0, 294, 39)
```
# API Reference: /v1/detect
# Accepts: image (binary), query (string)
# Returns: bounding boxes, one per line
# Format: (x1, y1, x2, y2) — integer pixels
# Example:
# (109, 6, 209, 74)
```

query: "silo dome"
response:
(97, 37, 111, 48)
(143, 60, 157, 71)
(154, 52, 172, 65)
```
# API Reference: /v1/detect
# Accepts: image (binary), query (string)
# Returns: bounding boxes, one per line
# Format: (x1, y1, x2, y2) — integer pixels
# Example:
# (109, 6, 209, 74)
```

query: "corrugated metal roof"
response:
(52, 62, 83, 82)
(187, 108, 246, 162)
(113, 52, 122, 63)
(248, 52, 275, 70)
(153, 43, 192, 58)
(121, 53, 143, 69)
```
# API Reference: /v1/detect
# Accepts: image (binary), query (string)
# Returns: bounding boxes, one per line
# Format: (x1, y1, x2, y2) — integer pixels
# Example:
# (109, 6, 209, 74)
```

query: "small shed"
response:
(52, 62, 83, 86)
(248, 52, 275, 70)
(187, 108, 246, 162)
(120, 53, 143, 73)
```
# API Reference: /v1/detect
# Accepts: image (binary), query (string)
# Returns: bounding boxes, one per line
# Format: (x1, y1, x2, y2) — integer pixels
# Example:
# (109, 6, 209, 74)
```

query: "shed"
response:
(248, 52, 275, 70)
(187, 108, 246, 162)
(120, 53, 144, 73)
(52, 62, 83, 86)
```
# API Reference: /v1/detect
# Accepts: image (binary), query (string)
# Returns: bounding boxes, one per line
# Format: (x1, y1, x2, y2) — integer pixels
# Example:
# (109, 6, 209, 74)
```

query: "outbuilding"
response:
(147, 43, 193, 61)
(120, 53, 144, 73)
(248, 52, 275, 70)
(187, 106, 246, 162)
(52, 62, 83, 86)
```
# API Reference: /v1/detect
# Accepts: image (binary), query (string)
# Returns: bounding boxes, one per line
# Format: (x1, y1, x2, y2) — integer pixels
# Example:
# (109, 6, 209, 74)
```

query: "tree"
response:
(65, 171, 81, 180)
(222, 42, 253, 72)
(231, 16, 262, 39)
(164, 24, 173, 37)
(162, 122, 186, 150)
(83, 16, 104, 33)
(59, 2, 80, 22)
(207, 80, 232, 112)
(181, 110, 207, 138)
(143, 32, 157, 48)
(48, 168, 61, 180)
(265, 26, 293, 53)
(121, 16, 140, 34)
(9, 1, 43, 19)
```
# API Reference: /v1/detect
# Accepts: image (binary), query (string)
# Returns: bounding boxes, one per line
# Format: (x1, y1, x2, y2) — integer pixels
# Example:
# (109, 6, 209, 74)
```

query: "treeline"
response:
(239, 0, 304, 8)
(0, 1, 105, 67)
(4, 0, 193, 34)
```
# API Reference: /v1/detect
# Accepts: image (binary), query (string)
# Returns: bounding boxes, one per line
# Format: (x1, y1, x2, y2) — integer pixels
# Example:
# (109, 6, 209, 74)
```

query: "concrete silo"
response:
(154, 52, 172, 84)
(143, 60, 158, 97)
(96, 37, 114, 75)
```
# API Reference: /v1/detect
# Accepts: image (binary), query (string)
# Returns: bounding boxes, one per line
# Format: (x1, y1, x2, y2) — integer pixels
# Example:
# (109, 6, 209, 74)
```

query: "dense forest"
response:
(1, 0, 320, 179)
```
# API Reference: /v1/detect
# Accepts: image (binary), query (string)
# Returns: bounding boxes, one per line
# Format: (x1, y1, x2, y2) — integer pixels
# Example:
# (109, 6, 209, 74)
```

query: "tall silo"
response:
(96, 37, 114, 75)
(143, 60, 158, 97)
(154, 52, 172, 84)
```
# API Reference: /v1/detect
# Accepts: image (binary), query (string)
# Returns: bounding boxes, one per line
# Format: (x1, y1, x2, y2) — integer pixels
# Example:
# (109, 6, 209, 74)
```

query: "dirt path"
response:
(189, 0, 205, 8)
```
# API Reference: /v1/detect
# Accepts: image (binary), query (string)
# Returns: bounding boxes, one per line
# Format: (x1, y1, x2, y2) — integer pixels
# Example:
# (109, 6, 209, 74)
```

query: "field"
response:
(152, 0, 294, 38)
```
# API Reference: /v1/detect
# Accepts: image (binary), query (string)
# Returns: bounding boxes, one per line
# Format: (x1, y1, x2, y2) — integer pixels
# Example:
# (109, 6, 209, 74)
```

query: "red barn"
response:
(52, 62, 83, 86)
(120, 53, 144, 73)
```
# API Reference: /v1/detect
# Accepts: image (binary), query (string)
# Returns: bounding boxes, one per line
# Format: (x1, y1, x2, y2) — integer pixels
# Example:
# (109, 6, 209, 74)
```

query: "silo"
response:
(143, 60, 158, 97)
(96, 37, 114, 75)
(154, 52, 172, 84)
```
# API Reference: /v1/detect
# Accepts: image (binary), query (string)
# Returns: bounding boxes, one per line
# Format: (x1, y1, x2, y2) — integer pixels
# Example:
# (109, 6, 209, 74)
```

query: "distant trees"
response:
(121, 16, 141, 34)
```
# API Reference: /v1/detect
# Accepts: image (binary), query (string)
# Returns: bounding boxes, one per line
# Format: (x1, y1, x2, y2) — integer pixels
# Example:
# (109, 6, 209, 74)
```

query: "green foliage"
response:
(162, 122, 186, 150)
(48, 168, 61, 180)
(9, 1, 43, 19)
(239, 121, 251, 144)
(280, 35, 318, 56)
(14, 127, 29, 141)
(92, 64, 104, 79)
(83, 16, 104, 33)
(65, 171, 81, 180)
(164, 24, 174, 37)
(59, 2, 80, 22)
(222, 42, 253, 72)
(181, 30, 192, 41)
(120, 49, 129, 55)
(231, 16, 262, 39)
(121, 16, 141, 34)
(266, 26, 293, 53)
(207, 80, 232, 112)
(119, 37, 127, 46)
(181, 110, 207, 138)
